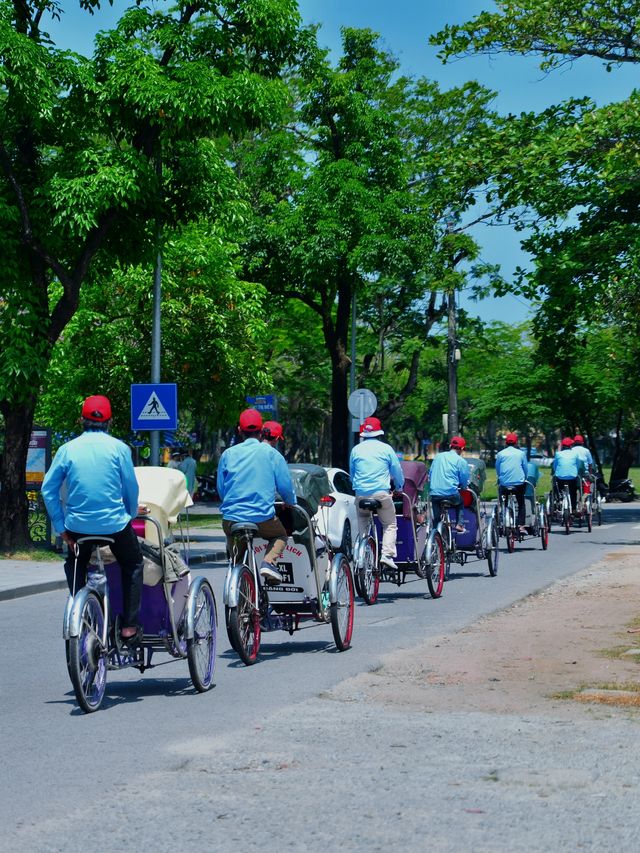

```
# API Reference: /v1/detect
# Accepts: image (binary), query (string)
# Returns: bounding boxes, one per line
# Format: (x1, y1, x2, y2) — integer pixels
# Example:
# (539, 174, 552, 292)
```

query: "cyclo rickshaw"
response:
(431, 456, 500, 579)
(355, 460, 445, 602)
(63, 467, 217, 713)
(499, 468, 549, 552)
(223, 463, 354, 665)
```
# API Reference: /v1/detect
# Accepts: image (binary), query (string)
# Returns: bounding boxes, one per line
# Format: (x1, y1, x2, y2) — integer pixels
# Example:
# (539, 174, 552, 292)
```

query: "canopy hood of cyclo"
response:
(286, 463, 332, 517)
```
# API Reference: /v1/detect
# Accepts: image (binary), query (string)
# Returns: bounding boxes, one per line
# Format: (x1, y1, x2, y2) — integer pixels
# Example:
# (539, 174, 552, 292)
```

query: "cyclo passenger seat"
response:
(359, 498, 382, 511)
(229, 522, 259, 538)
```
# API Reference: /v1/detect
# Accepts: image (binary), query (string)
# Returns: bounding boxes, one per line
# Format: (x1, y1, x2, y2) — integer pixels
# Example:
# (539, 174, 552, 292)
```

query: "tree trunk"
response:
(0, 399, 37, 550)
(330, 354, 350, 470)
(610, 425, 640, 483)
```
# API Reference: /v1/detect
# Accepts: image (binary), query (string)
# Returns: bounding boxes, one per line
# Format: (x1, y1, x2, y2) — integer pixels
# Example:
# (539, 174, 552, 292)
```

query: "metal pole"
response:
(447, 288, 458, 441)
(348, 288, 357, 455)
(150, 153, 162, 466)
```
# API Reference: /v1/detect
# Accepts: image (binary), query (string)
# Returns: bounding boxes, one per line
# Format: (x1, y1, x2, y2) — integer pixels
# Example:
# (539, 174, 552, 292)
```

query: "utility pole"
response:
(444, 213, 460, 443)
(150, 151, 162, 466)
(347, 288, 357, 456)
(447, 288, 459, 441)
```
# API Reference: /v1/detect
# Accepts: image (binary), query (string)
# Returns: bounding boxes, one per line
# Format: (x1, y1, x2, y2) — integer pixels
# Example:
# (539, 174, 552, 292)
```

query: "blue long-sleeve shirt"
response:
(349, 438, 405, 496)
(41, 430, 139, 535)
(573, 445, 593, 472)
(552, 448, 584, 479)
(217, 438, 296, 522)
(495, 446, 528, 487)
(428, 450, 470, 497)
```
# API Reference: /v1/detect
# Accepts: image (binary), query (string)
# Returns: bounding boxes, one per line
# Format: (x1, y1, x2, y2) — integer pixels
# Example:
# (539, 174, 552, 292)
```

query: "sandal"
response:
(119, 626, 143, 650)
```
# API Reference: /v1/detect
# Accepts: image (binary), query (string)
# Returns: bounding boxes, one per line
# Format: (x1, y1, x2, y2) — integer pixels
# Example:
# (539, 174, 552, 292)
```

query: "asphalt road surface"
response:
(2, 504, 639, 852)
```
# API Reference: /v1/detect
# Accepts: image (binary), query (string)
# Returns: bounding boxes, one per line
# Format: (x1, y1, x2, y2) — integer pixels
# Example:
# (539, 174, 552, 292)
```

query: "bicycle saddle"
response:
(359, 498, 382, 511)
(229, 522, 259, 537)
(75, 536, 115, 546)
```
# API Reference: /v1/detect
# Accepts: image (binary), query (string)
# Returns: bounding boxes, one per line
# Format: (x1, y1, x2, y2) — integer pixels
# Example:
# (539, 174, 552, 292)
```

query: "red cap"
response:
(262, 420, 283, 441)
(238, 408, 263, 432)
(360, 417, 384, 437)
(573, 434, 584, 445)
(450, 436, 466, 450)
(81, 395, 112, 422)
(505, 432, 518, 445)
(561, 437, 574, 448)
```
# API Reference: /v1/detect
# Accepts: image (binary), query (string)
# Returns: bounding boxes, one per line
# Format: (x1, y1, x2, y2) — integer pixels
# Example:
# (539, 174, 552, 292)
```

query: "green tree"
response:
(0, 0, 303, 548)
(433, 0, 640, 478)
(236, 31, 501, 467)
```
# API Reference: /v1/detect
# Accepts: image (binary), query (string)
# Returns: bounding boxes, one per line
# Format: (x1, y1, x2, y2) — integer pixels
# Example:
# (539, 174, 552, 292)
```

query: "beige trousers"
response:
(223, 516, 287, 565)
(356, 492, 398, 560)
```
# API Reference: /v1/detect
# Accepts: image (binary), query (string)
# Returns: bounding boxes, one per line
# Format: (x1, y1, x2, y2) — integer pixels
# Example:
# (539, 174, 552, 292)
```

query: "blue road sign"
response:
(245, 394, 277, 415)
(131, 383, 178, 431)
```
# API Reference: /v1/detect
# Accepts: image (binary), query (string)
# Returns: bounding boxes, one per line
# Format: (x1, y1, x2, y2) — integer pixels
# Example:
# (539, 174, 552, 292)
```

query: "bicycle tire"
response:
(486, 518, 499, 577)
(68, 591, 107, 713)
(227, 566, 261, 666)
(330, 555, 354, 651)
(359, 535, 379, 605)
(423, 530, 445, 599)
(187, 580, 217, 692)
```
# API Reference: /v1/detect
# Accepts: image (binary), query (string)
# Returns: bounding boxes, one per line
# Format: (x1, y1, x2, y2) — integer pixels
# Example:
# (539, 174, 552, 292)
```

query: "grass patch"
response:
(597, 645, 640, 661)
(0, 548, 61, 562)
(179, 514, 222, 530)
(478, 465, 640, 503)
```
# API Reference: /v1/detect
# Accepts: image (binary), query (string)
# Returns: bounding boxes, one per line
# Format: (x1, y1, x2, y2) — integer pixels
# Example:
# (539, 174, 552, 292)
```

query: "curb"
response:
(189, 551, 227, 565)
(0, 579, 68, 602)
(0, 553, 228, 602)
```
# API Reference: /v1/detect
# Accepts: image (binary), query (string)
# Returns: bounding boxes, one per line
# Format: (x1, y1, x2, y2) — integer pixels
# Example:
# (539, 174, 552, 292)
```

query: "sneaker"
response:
(381, 556, 398, 571)
(454, 524, 466, 533)
(260, 562, 283, 585)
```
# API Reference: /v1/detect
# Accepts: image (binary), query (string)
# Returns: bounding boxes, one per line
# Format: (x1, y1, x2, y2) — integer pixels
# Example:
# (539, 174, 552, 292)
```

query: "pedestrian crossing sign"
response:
(131, 383, 178, 431)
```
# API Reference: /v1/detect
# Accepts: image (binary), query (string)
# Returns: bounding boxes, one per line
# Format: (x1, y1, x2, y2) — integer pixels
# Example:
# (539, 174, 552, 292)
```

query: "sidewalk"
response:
(0, 526, 228, 602)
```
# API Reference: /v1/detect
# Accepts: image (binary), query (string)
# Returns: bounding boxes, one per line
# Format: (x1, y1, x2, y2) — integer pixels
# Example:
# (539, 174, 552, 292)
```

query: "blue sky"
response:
(48, 1, 637, 324)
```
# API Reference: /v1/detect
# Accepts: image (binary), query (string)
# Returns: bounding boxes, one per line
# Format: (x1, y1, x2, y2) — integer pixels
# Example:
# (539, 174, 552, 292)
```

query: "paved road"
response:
(2, 505, 639, 851)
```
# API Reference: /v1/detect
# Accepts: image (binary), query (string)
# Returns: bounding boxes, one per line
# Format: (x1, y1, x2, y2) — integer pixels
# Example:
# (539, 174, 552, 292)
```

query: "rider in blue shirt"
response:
(552, 437, 585, 512)
(428, 436, 470, 532)
(217, 408, 297, 585)
(42, 395, 144, 647)
(495, 432, 529, 531)
(350, 416, 405, 571)
(573, 435, 594, 475)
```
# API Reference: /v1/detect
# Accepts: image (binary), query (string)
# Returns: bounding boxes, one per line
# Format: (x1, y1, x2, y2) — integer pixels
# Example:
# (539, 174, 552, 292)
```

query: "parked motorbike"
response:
(195, 474, 219, 502)
(605, 478, 636, 502)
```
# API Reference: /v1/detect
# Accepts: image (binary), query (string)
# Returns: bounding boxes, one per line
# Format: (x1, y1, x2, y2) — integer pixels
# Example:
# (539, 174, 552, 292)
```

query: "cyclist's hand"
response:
(137, 504, 150, 515)
(62, 531, 75, 548)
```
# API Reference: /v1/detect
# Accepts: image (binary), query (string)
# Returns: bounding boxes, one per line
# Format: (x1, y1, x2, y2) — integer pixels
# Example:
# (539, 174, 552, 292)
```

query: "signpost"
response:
(348, 388, 377, 436)
(131, 383, 178, 432)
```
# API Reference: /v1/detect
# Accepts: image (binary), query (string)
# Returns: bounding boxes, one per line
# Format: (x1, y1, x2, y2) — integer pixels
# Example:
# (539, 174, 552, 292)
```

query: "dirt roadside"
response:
(332, 548, 640, 716)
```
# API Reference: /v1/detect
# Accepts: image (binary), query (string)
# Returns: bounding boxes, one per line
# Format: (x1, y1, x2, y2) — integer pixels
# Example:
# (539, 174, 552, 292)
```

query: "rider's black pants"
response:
(555, 477, 578, 513)
(498, 482, 526, 527)
(64, 521, 143, 629)
(431, 493, 464, 527)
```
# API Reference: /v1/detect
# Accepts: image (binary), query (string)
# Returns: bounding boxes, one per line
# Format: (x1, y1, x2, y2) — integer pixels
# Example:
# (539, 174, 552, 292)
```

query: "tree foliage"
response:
(0, 0, 303, 548)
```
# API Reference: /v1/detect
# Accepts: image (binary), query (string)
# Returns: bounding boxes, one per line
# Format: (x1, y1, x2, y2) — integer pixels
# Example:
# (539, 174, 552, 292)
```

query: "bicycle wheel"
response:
(330, 555, 354, 651)
(563, 506, 571, 535)
(68, 591, 107, 713)
(187, 580, 217, 692)
(596, 496, 603, 526)
(486, 518, 499, 577)
(585, 497, 593, 533)
(539, 508, 549, 550)
(359, 534, 379, 605)
(224, 606, 237, 652)
(505, 507, 515, 553)
(422, 530, 445, 599)
(227, 566, 261, 666)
